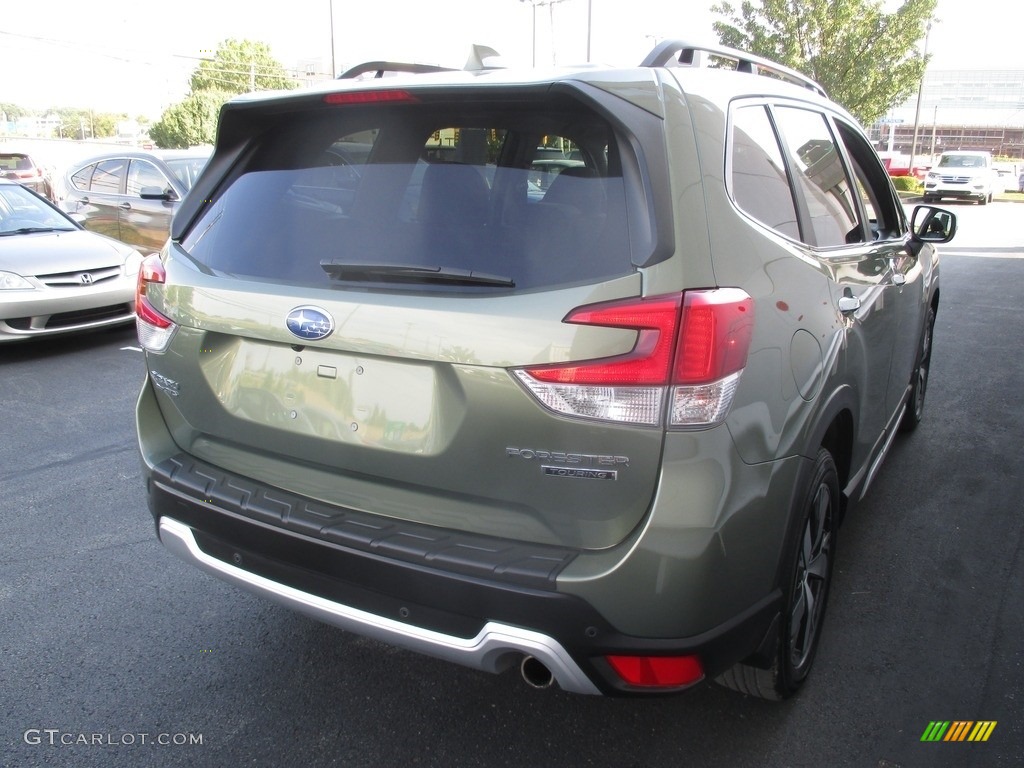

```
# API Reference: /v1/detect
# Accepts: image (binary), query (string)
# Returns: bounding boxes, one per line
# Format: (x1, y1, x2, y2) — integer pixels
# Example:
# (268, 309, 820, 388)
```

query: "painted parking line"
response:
(941, 250, 1024, 259)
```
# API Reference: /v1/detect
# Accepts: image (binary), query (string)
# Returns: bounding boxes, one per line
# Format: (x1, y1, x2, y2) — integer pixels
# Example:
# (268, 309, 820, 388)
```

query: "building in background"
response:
(870, 69, 1024, 163)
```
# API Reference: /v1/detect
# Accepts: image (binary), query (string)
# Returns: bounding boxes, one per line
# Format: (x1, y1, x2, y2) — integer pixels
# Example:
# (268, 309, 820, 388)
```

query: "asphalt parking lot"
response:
(1, 202, 1022, 768)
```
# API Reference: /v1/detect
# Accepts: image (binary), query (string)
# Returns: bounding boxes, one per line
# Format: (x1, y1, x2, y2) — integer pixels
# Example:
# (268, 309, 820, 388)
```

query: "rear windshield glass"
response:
(181, 95, 637, 292)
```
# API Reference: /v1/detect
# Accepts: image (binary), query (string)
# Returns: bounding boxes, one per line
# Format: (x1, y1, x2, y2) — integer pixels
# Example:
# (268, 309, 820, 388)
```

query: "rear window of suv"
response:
(181, 93, 639, 292)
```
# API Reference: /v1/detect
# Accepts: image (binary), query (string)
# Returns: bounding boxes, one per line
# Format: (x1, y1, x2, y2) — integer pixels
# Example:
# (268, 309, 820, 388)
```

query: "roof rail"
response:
(640, 39, 827, 97)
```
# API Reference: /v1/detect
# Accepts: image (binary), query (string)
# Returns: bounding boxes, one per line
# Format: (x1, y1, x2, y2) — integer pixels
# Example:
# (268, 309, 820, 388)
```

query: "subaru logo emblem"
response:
(286, 306, 334, 341)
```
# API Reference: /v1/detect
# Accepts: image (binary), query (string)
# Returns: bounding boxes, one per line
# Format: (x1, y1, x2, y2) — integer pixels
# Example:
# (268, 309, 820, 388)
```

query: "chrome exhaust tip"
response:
(520, 655, 555, 690)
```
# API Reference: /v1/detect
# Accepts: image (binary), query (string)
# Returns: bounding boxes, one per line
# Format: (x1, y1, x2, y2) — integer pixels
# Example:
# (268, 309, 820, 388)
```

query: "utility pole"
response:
(520, 0, 576, 66)
(909, 20, 933, 169)
(329, 0, 336, 77)
(586, 0, 592, 62)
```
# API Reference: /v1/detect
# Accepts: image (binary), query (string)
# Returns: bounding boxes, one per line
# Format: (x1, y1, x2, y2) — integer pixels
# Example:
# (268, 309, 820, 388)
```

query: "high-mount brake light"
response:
(514, 289, 754, 427)
(135, 254, 177, 353)
(323, 90, 418, 105)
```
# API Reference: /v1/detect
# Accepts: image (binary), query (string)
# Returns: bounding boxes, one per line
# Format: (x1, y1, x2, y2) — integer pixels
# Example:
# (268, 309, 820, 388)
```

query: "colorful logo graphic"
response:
(920, 721, 997, 742)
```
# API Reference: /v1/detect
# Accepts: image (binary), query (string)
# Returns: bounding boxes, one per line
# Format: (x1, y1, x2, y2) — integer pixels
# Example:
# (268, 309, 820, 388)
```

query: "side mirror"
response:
(140, 185, 178, 202)
(910, 205, 956, 244)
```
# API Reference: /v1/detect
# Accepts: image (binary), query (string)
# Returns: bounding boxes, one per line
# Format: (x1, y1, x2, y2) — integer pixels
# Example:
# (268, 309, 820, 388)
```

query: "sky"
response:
(0, 0, 1021, 119)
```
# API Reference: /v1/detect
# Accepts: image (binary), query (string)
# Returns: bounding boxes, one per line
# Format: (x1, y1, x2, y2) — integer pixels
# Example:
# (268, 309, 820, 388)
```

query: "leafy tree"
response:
(712, 0, 936, 125)
(149, 90, 233, 149)
(0, 103, 28, 121)
(190, 38, 298, 94)
(150, 38, 297, 148)
(45, 107, 126, 139)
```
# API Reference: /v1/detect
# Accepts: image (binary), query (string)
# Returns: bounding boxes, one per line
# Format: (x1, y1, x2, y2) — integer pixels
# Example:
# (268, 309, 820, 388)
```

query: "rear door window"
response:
(89, 159, 126, 195)
(181, 95, 638, 293)
(772, 107, 862, 247)
(730, 104, 800, 240)
(127, 159, 170, 197)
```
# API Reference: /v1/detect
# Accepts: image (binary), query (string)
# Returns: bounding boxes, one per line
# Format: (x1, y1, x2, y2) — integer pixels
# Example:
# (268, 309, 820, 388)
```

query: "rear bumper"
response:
(146, 453, 783, 695)
(159, 516, 601, 694)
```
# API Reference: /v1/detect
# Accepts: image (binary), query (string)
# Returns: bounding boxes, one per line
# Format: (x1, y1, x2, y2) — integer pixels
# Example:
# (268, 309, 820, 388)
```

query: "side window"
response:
(89, 159, 126, 195)
(730, 104, 800, 240)
(127, 160, 171, 197)
(773, 107, 863, 248)
(834, 118, 906, 241)
(70, 164, 95, 192)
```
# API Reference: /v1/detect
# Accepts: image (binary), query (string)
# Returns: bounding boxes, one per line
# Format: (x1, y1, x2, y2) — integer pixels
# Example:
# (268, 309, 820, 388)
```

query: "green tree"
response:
(190, 38, 298, 94)
(149, 38, 297, 149)
(0, 102, 28, 122)
(46, 107, 126, 139)
(149, 90, 233, 149)
(712, 0, 936, 126)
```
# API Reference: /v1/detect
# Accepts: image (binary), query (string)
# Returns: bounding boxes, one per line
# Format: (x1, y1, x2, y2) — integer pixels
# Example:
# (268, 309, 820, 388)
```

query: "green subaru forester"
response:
(135, 40, 956, 699)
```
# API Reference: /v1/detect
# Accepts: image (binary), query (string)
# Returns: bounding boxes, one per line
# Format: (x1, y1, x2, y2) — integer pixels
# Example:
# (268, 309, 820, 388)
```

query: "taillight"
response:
(670, 288, 754, 427)
(605, 654, 705, 689)
(514, 289, 753, 427)
(135, 254, 177, 352)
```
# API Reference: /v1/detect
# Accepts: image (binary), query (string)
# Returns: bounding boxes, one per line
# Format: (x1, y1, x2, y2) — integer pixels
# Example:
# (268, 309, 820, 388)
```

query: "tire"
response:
(900, 305, 936, 433)
(716, 448, 839, 700)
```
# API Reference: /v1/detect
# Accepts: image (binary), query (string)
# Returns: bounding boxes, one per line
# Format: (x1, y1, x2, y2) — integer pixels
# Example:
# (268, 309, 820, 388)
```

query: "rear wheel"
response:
(900, 305, 936, 433)
(716, 448, 838, 700)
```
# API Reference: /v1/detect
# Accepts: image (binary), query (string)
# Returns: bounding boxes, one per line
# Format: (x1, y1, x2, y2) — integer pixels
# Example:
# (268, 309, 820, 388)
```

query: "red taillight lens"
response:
(135, 254, 170, 328)
(675, 289, 755, 385)
(323, 89, 418, 105)
(135, 254, 178, 353)
(605, 655, 705, 688)
(514, 289, 754, 427)
(525, 294, 682, 386)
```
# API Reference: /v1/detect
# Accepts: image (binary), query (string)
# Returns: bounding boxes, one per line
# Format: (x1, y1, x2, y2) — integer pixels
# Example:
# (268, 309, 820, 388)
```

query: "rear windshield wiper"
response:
(321, 262, 515, 288)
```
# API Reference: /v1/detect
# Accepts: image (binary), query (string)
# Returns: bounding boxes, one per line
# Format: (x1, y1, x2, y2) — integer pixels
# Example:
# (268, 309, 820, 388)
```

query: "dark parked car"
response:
(62, 148, 210, 253)
(0, 152, 53, 201)
(0, 179, 140, 342)
(136, 40, 956, 699)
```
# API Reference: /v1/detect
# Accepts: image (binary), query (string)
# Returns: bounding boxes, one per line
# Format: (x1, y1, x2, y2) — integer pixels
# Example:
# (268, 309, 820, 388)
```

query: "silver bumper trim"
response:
(158, 517, 601, 695)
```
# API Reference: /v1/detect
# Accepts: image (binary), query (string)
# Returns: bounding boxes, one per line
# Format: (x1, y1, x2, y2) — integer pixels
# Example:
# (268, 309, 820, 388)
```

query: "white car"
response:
(923, 150, 996, 205)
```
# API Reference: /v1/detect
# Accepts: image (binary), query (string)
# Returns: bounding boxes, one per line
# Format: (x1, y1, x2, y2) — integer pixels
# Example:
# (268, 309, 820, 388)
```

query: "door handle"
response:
(892, 272, 907, 287)
(119, 202, 132, 210)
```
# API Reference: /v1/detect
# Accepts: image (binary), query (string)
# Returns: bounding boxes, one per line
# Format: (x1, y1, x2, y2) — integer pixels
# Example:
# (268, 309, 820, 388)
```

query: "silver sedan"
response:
(0, 179, 142, 342)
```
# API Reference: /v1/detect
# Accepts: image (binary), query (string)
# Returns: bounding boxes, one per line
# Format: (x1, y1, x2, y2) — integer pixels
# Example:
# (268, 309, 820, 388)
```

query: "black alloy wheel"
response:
(900, 305, 936, 433)
(715, 448, 838, 700)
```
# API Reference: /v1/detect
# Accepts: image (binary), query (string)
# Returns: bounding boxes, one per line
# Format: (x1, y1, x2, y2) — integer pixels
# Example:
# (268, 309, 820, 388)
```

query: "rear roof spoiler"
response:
(339, 45, 503, 79)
